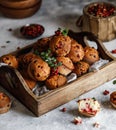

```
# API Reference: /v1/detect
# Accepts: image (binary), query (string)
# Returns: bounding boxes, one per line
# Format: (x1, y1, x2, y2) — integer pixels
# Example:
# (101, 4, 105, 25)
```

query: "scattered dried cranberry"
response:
(55, 30, 61, 36)
(93, 122, 100, 128)
(17, 47, 20, 50)
(103, 90, 110, 95)
(61, 107, 66, 112)
(73, 117, 82, 125)
(51, 67, 59, 75)
(20, 24, 44, 39)
(111, 49, 116, 54)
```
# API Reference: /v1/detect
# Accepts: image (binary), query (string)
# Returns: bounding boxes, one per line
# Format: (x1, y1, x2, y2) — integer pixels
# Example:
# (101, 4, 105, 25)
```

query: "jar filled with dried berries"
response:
(82, 2, 116, 41)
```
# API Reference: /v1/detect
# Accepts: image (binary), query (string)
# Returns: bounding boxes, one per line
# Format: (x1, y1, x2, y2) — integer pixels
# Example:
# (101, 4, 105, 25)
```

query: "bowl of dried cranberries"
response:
(20, 24, 44, 39)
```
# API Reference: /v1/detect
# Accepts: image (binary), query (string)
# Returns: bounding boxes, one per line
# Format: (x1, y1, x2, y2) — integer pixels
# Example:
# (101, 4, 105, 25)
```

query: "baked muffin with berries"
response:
(73, 61, 89, 76)
(78, 98, 100, 117)
(45, 74, 67, 90)
(49, 35, 71, 56)
(56, 56, 74, 76)
(83, 46, 99, 65)
(20, 70, 37, 90)
(0, 92, 11, 114)
(33, 37, 52, 53)
(18, 52, 40, 69)
(0, 54, 18, 69)
(27, 58, 50, 81)
(110, 91, 116, 108)
(67, 39, 84, 63)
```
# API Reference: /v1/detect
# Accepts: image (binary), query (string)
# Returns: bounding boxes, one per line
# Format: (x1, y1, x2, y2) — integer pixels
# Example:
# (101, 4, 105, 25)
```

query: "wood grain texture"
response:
(0, 0, 42, 19)
(0, 0, 41, 9)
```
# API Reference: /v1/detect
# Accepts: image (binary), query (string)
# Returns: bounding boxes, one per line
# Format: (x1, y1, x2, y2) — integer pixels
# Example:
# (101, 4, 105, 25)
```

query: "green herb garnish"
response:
(34, 49, 62, 69)
(55, 28, 69, 36)
(92, 97, 96, 101)
(113, 80, 116, 85)
(62, 29, 69, 36)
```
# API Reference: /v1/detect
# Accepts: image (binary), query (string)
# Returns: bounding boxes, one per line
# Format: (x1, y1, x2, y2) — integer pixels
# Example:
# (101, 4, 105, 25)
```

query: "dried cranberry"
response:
(111, 49, 116, 54)
(103, 90, 110, 95)
(61, 107, 66, 112)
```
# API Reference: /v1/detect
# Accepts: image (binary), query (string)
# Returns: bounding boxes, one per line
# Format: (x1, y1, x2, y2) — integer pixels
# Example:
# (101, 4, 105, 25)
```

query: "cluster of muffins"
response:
(0, 31, 100, 91)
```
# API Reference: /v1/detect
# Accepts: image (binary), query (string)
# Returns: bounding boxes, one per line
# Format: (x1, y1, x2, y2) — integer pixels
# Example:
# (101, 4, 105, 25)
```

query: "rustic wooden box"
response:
(0, 32, 116, 117)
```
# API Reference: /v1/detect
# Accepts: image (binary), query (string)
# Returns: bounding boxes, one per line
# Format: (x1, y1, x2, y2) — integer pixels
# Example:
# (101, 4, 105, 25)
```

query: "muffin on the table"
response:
(78, 98, 100, 117)
(0, 54, 18, 69)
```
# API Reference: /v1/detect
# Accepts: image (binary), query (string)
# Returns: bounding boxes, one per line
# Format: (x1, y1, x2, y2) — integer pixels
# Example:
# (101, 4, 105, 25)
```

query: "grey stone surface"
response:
(0, 0, 116, 130)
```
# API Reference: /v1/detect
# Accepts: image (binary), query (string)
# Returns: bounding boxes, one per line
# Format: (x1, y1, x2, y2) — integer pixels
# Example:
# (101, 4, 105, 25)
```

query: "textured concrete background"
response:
(0, 0, 116, 130)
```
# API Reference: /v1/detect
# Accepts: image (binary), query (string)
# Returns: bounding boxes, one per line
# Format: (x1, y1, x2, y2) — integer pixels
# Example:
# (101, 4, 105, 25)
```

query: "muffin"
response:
(0, 54, 18, 69)
(18, 52, 40, 69)
(78, 98, 100, 117)
(45, 74, 67, 90)
(20, 70, 37, 90)
(0, 92, 11, 114)
(33, 37, 52, 53)
(49, 35, 71, 56)
(83, 46, 99, 65)
(73, 61, 89, 76)
(27, 58, 50, 81)
(110, 91, 116, 108)
(57, 56, 74, 76)
(67, 39, 84, 63)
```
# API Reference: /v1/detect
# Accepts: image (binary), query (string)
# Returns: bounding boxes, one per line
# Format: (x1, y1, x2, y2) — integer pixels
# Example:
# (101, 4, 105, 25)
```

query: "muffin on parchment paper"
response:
(73, 61, 89, 76)
(45, 74, 67, 90)
(83, 46, 99, 65)
(19, 70, 37, 90)
(56, 56, 74, 76)
(49, 35, 71, 56)
(0, 54, 18, 69)
(33, 37, 52, 53)
(67, 39, 84, 63)
(0, 92, 11, 114)
(27, 58, 50, 81)
(18, 52, 40, 69)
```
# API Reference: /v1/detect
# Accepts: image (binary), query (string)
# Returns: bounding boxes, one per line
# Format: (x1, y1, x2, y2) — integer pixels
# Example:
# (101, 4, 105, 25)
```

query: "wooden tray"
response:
(0, 31, 116, 117)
